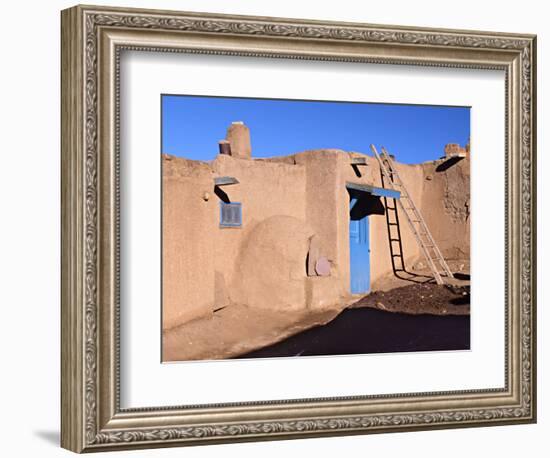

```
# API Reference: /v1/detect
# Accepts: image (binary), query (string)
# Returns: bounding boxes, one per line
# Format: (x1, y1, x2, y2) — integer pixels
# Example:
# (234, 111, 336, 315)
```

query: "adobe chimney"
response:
(225, 121, 251, 159)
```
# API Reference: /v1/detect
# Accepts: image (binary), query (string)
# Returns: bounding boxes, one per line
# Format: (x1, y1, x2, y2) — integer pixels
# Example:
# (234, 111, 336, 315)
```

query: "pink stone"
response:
(315, 257, 331, 276)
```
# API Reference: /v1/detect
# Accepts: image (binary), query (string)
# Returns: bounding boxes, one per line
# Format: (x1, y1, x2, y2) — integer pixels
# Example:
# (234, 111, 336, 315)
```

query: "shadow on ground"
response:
(236, 307, 470, 359)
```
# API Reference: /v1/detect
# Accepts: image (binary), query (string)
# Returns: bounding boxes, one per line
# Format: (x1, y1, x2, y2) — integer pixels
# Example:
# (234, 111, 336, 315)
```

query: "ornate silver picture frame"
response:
(61, 4, 536, 453)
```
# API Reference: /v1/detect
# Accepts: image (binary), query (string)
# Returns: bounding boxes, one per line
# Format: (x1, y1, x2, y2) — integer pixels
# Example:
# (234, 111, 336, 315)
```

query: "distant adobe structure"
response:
(162, 122, 470, 330)
(444, 139, 470, 159)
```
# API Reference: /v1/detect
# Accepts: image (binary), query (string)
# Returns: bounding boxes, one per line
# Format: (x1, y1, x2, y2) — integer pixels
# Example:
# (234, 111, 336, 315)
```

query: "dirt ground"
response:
(363, 259, 471, 315)
(163, 304, 347, 362)
(351, 282, 470, 315)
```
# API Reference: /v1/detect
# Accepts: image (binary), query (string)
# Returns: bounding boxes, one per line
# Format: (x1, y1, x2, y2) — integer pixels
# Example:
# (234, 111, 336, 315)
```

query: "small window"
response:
(220, 202, 242, 228)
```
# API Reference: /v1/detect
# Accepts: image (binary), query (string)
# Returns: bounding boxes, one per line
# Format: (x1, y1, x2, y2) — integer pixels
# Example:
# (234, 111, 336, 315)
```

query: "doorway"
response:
(347, 182, 395, 295)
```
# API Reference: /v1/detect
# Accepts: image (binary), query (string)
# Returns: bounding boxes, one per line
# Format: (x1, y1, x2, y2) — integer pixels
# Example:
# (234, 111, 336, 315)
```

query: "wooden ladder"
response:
(370, 145, 454, 285)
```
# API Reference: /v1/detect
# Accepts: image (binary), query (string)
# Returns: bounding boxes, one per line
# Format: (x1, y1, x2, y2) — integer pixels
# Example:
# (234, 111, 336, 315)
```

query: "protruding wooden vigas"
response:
(370, 144, 454, 285)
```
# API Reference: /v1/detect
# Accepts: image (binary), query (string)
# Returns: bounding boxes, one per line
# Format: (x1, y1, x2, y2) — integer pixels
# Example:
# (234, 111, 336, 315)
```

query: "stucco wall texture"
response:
(162, 145, 470, 331)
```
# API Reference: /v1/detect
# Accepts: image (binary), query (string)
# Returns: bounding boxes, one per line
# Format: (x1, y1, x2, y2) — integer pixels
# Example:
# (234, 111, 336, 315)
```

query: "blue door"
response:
(349, 198, 370, 294)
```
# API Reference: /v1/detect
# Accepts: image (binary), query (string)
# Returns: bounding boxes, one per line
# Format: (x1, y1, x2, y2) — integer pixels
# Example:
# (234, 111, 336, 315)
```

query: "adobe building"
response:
(162, 122, 470, 331)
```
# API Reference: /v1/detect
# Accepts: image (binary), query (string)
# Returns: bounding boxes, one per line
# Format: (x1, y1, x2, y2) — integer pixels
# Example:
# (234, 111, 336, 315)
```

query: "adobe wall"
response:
(162, 148, 470, 330)
(293, 150, 348, 305)
(419, 157, 470, 260)
(211, 154, 309, 311)
(162, 155, 217, 330)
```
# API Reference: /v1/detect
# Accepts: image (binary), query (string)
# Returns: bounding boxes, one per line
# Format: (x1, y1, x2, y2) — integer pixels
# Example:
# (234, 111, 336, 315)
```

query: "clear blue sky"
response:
(161, 95, 470, 164)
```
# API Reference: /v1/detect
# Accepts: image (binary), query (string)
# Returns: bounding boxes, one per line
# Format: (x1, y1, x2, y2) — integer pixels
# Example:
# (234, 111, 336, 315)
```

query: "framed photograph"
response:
(61, 4, 537, 453)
